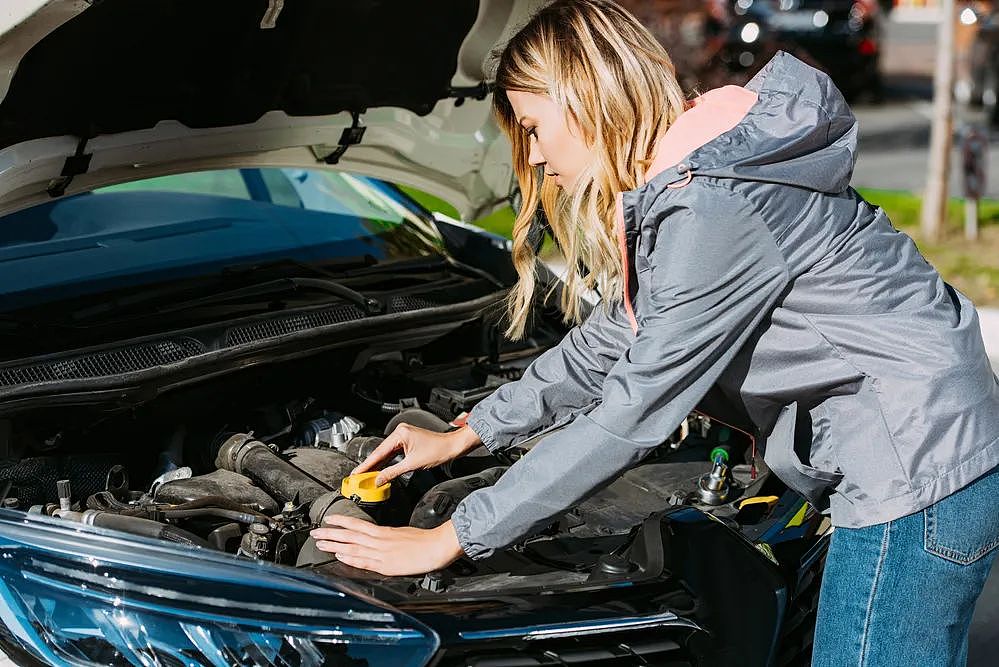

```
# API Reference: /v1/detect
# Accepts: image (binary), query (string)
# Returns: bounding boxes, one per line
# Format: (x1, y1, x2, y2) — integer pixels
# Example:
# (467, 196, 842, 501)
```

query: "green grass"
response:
(399, 185, 536, 250)
(858, 188, 999, 306)
(856, 188, 999, 230)
(401, 185, 999, 307)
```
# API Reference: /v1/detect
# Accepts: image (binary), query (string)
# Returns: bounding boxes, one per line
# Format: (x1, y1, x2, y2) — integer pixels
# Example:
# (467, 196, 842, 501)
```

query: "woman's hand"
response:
(310, 516, 464, 576)
(353, 422, 482, 485)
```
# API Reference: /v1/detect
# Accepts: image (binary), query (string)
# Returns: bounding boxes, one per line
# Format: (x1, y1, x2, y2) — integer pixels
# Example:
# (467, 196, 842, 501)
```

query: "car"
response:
(619, 0, 882, 101)
(766, 0, 883, 101)
(0, 2, 828, 666)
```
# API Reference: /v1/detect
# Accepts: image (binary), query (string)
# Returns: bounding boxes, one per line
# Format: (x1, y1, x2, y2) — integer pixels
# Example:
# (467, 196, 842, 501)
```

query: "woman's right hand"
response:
(352, 423, 482, 486)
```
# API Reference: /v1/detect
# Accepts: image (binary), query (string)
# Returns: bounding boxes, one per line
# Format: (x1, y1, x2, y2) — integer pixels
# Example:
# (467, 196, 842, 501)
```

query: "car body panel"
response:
(0, 0, 552, 220)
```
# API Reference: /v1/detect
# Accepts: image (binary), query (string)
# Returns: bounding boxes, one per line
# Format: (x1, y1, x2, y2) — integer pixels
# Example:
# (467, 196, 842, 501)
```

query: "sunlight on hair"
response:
(490, 0, 687, 339)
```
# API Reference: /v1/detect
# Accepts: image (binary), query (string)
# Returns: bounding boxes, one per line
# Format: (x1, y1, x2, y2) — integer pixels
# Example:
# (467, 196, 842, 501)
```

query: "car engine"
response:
(0, 341, 770, 595)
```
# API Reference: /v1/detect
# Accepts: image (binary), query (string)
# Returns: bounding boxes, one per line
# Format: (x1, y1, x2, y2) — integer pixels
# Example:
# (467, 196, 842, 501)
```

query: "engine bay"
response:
(0, 327, 779, 597)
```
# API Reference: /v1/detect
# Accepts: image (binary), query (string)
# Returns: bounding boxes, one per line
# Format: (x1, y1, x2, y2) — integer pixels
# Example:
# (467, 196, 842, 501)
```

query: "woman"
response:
(311, 1, 999, 663)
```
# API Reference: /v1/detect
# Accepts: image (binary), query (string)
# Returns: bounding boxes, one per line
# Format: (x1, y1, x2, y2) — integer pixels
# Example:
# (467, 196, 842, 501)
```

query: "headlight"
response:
(0, 511, 438, 666)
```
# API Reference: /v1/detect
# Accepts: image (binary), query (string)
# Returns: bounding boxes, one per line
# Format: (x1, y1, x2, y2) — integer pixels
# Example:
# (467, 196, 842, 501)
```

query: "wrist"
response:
(435, 520, 465, 563)
(449, 424, 482, 456)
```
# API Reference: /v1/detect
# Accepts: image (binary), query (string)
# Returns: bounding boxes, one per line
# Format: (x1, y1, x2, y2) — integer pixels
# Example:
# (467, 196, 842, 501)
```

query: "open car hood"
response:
(0, 0, 540, 219)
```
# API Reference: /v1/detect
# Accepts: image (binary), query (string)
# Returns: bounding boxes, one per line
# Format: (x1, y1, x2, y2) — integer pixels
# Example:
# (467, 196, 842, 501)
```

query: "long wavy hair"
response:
(492, 0, 687, 339)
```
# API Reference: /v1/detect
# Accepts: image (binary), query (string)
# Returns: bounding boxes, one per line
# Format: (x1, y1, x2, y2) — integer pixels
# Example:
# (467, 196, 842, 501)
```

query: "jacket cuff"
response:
(465, 410, 502, 453)
(449, 500, 494, 560)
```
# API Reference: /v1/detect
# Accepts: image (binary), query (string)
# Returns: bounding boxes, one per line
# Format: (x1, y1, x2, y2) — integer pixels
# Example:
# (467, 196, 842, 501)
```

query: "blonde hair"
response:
(492, 0, 687, 339)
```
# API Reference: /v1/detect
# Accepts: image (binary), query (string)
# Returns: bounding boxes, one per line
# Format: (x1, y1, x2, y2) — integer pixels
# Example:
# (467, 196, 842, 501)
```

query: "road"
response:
(849, 15, 997, 665)
(851, 19, 999, 198)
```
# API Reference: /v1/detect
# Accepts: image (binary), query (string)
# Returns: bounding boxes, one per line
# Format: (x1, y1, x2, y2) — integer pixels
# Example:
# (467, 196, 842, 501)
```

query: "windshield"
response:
(0, 168, 444, 311)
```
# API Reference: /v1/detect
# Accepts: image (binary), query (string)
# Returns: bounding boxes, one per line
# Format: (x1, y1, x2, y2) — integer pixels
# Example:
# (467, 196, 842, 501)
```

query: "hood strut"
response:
(47, 136, 93, 198)
(321, 111, 366, 165)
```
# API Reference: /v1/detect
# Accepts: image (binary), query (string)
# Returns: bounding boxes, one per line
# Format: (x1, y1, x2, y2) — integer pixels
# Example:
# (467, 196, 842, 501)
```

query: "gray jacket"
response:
(452, 52, 999, 559)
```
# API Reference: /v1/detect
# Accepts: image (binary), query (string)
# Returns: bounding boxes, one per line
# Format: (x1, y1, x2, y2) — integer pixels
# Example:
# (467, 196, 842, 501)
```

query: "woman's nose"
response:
(527, 136, 545, 168)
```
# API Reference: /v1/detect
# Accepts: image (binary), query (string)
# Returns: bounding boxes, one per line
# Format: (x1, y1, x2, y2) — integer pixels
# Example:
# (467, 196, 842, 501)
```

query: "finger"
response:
(315, 541, 370, 559)
(374, 461, 411, 486)
(309, 528, 378, 547)
(352, 432, 404, 474)
(335, 553, 385, 574)
(322, 514, 384, 536)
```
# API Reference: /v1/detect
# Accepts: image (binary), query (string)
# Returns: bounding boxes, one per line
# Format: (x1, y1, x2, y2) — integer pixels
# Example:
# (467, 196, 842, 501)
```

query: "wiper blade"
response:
(345, 255, 504, 288)
(151, 277, 384, 316)
(69, 260, 385, 324)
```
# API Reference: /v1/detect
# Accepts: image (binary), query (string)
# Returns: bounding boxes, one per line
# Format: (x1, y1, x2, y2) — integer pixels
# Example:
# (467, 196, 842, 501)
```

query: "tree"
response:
(921, 0, 957, 242)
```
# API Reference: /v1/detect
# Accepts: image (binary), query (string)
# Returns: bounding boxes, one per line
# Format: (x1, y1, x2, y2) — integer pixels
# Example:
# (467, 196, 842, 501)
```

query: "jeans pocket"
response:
(923, 466, 999, 565)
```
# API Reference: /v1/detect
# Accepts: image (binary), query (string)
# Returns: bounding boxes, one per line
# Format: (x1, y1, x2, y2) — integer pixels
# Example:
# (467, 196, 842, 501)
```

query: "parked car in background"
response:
(619, 0, 883, 101)
(762, 0, 884, 101)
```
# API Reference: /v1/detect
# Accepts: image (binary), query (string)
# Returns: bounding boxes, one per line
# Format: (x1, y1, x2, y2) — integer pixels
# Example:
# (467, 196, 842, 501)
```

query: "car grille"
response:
(0, 337, 205, 387)
(224, 304, 367, 347)
(388, 295, 440, 312)
(224, 296, 441, 347)
(435, 627, 698, 667)
(0, 296, 449, 389)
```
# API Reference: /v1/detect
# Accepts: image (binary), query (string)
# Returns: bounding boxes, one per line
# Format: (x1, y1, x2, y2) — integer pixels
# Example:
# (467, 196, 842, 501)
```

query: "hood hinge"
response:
(322, 111, 366, 165)
(47, 137, 93, 198)
(447, 82, 493, 107)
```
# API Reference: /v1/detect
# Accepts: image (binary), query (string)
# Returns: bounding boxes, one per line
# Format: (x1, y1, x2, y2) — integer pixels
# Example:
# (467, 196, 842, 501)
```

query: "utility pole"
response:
(921, 0, 957, 243)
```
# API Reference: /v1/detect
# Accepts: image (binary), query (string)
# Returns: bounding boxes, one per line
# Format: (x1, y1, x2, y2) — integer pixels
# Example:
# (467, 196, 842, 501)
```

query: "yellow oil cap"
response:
(341, 472, 391, 503)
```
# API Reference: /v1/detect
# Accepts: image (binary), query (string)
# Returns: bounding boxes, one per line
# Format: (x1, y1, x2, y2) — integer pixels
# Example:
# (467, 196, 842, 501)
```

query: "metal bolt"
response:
(56, 479, 72, 511)
(249, 522, 270, 535)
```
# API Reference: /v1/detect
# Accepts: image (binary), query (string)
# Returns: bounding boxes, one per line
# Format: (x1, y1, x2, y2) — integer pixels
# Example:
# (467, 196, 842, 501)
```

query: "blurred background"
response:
(615, 0, 999, 315)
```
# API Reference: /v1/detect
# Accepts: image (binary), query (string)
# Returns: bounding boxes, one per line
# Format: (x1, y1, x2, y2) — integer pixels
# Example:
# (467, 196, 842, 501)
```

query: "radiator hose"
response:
(52, 509, 211, 549)
(214, 434, 333, 506)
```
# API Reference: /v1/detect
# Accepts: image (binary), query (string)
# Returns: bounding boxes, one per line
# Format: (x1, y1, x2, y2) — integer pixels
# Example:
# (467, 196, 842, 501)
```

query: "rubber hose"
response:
(160, 508, 260, 524)
(296, 492, 374, 567)
(163, 496, 269, 520)
(215, 434, 332, 506)
(84, 511, 211, 549)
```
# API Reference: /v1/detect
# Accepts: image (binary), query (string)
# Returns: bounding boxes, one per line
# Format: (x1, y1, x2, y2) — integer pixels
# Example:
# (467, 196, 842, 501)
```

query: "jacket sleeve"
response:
(451, 193, 790, 559)
(465, 297, 635, 452)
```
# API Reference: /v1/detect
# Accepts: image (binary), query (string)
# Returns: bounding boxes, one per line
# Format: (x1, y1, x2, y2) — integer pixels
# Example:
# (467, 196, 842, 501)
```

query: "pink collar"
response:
(643, 84, 758, 184)
(612, 84, 758, 334)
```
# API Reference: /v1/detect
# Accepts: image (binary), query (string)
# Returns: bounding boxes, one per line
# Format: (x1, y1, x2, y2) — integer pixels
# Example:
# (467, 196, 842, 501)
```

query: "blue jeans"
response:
(812, 465, 999, 667)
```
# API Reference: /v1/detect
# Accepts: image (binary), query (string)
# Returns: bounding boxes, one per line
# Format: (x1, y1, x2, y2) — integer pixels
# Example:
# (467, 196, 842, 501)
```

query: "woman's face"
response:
(507, 90, 591, 190)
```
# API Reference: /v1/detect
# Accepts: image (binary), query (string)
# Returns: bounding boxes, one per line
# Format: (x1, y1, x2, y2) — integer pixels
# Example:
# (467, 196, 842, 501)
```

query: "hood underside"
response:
(1, 0, 479, 144)
(0, 0, 539, 218)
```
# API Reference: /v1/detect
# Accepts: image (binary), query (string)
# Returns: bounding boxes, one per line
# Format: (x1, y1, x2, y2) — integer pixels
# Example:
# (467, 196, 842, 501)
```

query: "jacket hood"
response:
(646, 51, 859, 195)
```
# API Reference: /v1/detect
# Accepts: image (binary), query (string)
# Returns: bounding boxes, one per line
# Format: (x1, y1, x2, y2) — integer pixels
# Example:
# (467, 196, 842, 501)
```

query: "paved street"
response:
(848, 15, 997, 664)
(852, 19, 999, 198)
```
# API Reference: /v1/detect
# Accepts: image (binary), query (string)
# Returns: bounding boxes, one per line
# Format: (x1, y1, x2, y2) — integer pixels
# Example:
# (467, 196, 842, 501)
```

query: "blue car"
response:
(0, 2, 828, 666)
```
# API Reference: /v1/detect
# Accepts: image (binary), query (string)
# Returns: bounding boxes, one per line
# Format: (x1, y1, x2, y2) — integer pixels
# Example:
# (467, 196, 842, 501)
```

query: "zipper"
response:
(614, 193, 639, 334)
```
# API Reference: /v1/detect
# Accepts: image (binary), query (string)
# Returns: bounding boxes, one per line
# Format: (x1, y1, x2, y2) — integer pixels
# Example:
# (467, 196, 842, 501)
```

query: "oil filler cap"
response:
(341, 472, 391, 503)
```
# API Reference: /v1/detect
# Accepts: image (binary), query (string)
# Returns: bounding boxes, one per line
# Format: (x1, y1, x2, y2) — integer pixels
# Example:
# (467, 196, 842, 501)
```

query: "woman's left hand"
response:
(310, 516, 465, 576)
